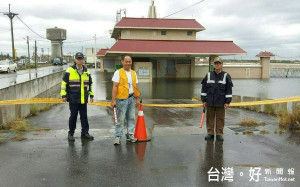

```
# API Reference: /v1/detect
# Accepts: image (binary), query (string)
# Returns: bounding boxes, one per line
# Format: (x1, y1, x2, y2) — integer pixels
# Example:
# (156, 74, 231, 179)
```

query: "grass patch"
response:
(11, 135, 27, 141)
(243, 130, 254, 135)
(0, 136, 7, 141)
(39, 104, 53, 112)
(278, 109, 300, 130)
(237, 118, 266, 127)
(30, 105, 39, 116)
(260, 130, 269, 134)
(0, 118, 30, 133)
(31, 128, 51, 131)
(0, 118, 51, 141)
(274, 129, 285, 134)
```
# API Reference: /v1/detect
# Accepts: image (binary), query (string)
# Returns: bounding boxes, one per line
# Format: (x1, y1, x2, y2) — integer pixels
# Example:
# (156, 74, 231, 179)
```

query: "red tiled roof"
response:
(96, 49, 109, 56)
(105, 39, 246, 55)
(256, 51, 275, 57)
(115, 17, 205, 30)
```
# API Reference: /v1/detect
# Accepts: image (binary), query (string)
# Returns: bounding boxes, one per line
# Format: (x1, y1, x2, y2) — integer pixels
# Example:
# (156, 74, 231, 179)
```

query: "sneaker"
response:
(204, 134, 214, 141)
(81, 133, 94, 140)
(114, 137, 121, 145)
(126, 134, 137, 143)
(68, 134, 75, 141)
(216, 135, 224, 141)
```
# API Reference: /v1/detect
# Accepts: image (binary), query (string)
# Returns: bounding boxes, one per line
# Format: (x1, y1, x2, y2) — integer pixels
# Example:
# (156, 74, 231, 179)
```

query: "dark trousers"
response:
(69, 103, 89, 135)
(206, 106, 225, 135)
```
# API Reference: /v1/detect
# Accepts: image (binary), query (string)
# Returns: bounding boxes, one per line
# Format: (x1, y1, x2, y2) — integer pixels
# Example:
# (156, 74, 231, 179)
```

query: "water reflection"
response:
(66, 139, 90, 185)
(91, 71, 300, 100)
(198, 140, 224, 185)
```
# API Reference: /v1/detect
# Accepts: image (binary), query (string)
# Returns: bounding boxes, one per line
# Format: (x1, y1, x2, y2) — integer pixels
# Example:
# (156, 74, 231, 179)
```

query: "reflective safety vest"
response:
(116, 68, 140, 99)
(60, 64, 94, 104)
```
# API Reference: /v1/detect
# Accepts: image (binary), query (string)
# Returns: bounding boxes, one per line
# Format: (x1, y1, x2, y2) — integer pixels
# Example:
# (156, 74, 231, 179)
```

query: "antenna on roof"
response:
(116, 9, 126, 23)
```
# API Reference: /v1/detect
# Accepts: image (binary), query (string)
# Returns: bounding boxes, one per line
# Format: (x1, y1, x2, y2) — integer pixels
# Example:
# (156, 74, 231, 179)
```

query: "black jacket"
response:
(201, 71, 233, 107)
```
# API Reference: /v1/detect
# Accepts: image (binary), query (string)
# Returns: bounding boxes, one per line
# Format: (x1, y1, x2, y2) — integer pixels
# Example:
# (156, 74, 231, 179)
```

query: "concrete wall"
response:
(0, 71, 64, 126)
(260, 57, 270, 78)
(232, 95, 291, 115)
(223, 67, 262, 79)
(121, 29, 196, 40)
(194, 64, 263, 78)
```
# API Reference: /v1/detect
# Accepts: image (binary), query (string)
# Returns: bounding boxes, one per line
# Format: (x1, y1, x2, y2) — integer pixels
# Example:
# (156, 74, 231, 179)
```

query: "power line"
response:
(16, 15, 47, 40)
(163, 0, 205, 18)
(64, 35, 110, 43)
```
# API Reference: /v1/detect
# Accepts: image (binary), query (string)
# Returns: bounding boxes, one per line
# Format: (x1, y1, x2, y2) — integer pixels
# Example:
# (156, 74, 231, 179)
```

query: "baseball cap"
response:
(75, 52, 84, 59)
(213, 57, 223, 64)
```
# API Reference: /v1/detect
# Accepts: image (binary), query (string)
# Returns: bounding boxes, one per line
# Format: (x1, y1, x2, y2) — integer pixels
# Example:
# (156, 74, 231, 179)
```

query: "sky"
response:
(0, 0, 300, 60)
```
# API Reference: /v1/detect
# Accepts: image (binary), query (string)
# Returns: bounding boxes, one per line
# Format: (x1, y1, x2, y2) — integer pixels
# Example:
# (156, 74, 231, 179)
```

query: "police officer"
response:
(201, 57, 233, 141)
(61, 52, 94, 141)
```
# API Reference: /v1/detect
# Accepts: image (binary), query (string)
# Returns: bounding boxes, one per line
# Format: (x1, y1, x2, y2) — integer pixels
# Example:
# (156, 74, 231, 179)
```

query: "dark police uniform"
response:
(60, 53, 94, 138)
(201, 71, 233, 136)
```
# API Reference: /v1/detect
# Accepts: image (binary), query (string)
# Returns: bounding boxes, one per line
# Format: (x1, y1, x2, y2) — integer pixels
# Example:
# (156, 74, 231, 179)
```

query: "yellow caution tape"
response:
(0, 96, 300, 108)
(141, 103, 204, 108)
(89, 102, 111, 107)
(0, 98, 63, 105)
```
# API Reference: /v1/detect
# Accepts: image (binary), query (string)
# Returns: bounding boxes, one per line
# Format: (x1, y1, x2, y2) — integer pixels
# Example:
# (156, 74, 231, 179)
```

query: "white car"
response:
(0, 60, 17, 73)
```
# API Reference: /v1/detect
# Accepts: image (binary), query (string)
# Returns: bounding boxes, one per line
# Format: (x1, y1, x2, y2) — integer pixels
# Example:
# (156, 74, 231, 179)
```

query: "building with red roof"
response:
(98, 1, 247, 80)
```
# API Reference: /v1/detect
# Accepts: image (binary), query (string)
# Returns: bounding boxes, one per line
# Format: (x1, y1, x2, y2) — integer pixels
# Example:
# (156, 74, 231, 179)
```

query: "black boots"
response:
(68, 134, 75, 141)
(204, 134, 224, 141)
(205, 134, 214, 140)
(216, 135, 224, 141)
(68, 133, 94, 141)
(81, 133, 94, 140)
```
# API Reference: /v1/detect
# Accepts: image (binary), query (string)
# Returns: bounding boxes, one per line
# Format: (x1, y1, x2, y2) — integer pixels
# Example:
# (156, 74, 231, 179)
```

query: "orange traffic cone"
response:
(134, 103, 151, 142)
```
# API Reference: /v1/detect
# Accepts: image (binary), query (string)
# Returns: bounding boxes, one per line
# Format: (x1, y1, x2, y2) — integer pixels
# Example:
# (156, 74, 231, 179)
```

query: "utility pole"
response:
(3, 4, 18, 61)
(47, 48, 49, 63)
(35, 40, 37, 68)
(41, 48, 44, 62)
(94, 34, 97, 69)
(27, 36, 30, 63)
(61, 41, 63, 61)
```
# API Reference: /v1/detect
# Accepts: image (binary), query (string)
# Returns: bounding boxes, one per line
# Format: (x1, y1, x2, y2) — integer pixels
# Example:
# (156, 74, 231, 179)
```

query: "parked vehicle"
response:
(52, 58, 63, 65)
(0, 60, 17, 73)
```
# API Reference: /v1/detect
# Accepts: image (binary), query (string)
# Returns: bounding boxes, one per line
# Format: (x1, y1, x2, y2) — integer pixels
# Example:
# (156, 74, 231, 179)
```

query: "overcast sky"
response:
(1, 0, 300, 60)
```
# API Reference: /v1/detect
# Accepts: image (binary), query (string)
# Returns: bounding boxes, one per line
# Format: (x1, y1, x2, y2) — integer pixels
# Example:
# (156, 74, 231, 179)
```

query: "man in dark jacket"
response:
(201, 57, 233, 141)
(60, 52, 94, 141)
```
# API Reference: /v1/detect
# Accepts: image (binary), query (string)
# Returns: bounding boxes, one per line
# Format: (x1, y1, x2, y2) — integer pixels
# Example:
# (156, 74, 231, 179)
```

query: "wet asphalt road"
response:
(0, 70, 300, 186)
(0, 65, 68, 89)
(0, 102, 298, 187)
